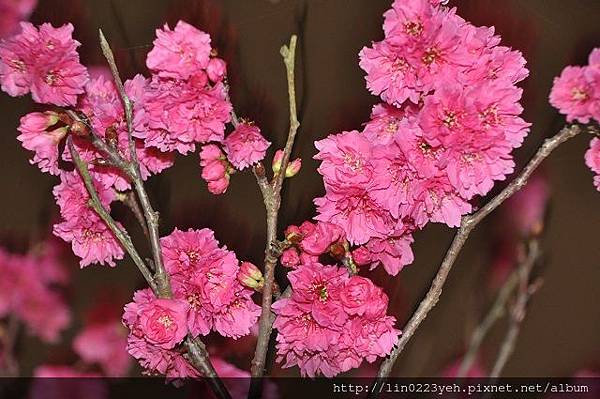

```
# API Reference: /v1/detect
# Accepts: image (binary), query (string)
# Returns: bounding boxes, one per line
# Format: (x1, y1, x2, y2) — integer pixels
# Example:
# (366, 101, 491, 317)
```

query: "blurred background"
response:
(0, 0, 599, 379)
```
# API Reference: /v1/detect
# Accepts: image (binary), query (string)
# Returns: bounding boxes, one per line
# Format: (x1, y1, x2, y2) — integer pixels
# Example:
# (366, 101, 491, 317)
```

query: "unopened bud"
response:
(285, 158, 302, 177)
(284, 225, 302, 243)
(272, 150, 284, 174)
(238, 262, 264, 290)
(69, 121, 89, 137)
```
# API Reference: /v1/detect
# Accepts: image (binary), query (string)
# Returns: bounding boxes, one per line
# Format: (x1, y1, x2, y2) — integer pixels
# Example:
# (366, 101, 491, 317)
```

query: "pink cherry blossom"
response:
(137, 77, 231, 154)
(299, 222, 344, 256)
(585, 138, 600, 191)
(280, 247, 300, 268)
(549, 66, 595, 123)
(272, 264, 400, 377)
(363, 232, 415, 276)
(53, 215, 125, 268)
(0, 22, 88, 105)
(160, 228, 220, 275)
(224, 122, 271, 170)
(16, 111, 65, 175)
(146, 21, 212, 80)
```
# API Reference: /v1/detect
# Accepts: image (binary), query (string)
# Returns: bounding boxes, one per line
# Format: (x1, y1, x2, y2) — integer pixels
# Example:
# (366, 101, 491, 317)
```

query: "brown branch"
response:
(249, 35, 300, 397)
(456, 269, 519, 377)
(373, 124, 585, 384)
(489, 240, 542, 379)
(68, 137, 158, 293)
(118, 191, 150, 239)
(69, 34, 230, 398)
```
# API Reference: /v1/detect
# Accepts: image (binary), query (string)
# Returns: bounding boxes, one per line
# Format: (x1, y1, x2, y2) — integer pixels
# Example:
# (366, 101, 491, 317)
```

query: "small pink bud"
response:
(201, 160, 226, 181)
(272, 149, 284, 174)
(45, 111, 60, 128)
(285, 158, 302, 177)
(352, 246, 372, 266)
(299, 221, 316, 236)
(207, 176, 230, 195)
(200, 144, 224, 164)
(238, 262, 264, 290)
(280, 248, 300, 268)
(207, 57, 227, 83)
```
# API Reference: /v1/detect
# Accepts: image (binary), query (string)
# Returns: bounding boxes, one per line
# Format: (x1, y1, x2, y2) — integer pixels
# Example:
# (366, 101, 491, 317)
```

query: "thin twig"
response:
(456, 270, 520, 377)
(249, 35, 300, 397)
(68, 137, 158, 293)
(118, 191, 150, 239)
(98, 31, 171, 298)
(373, 124, 586, 386)
(489, 240, 542, 379)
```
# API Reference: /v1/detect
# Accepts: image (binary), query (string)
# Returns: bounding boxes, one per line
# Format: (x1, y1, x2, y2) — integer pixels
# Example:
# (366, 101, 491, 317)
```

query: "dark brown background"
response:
(1, 0, 599, 376)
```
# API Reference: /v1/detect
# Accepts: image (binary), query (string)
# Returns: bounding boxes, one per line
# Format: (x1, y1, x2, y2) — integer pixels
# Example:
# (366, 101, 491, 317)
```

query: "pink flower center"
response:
(310, 282, 329, 302)
(404, 21, 424, 37)
(480, 105, 500, 127)
(187, 293, 201, 310)
(571, 87, 589, 101)
(158, 314, 174, 328)
(186, 250, 200, 264)
(343, 153, 363, 171)
(442, 111, 457, 128)
(10, 59, 25, 72)
(390, 57, 408, 79)
(422, 47, 441, 66)
(385, 119, 399, 135)
(45, 71, 61, 86)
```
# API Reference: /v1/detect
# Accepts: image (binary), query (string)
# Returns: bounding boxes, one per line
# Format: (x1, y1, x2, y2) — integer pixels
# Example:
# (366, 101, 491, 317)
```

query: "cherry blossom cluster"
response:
(0, 0, 36, 39)
(312, 0, 530, 275)
(0, 240, 70, 344)
(123, 228, 260, 377)
(272, 262, 399, 377)
(0, 20, 273, 267)
(549, 48, 600, 191)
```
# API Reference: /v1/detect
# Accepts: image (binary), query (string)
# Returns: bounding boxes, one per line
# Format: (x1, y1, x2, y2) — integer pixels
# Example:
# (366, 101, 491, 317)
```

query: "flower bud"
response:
(201, 160, 226, 181)
(207, 176, 230, 195)
(238, 262, 264, 290)
(281, 248, 300, 268)
(284, 225, 302, 243)
(272, 149, 284, 174)
(207, 57, 227, 83)
(285, 158, 302, 177)
(200, 144, 224, 164)
(69, 121, 89, 137)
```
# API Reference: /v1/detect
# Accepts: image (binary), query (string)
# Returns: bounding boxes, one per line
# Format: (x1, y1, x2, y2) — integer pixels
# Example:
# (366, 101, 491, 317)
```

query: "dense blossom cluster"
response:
(550, 48, 600, 191)
(123, 228, 260, 376)
(312, 0, 530, 275)
(0, 20, 273, 265)
(0, 0, 36, 39)
(272, 262, 399, 377)
(0, 240, 70, 343)
(0, 22, 87, 105)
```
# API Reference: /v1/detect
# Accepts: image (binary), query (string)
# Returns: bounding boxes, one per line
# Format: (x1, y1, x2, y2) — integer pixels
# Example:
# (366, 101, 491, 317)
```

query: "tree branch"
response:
(489, 240, 542, 379)
(249, 35, 300, 397)
(456, 269, 519, 377)
(68, 33, 231, 397)
(68, 137, 158, 293)
(373, 124, 585, 384)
